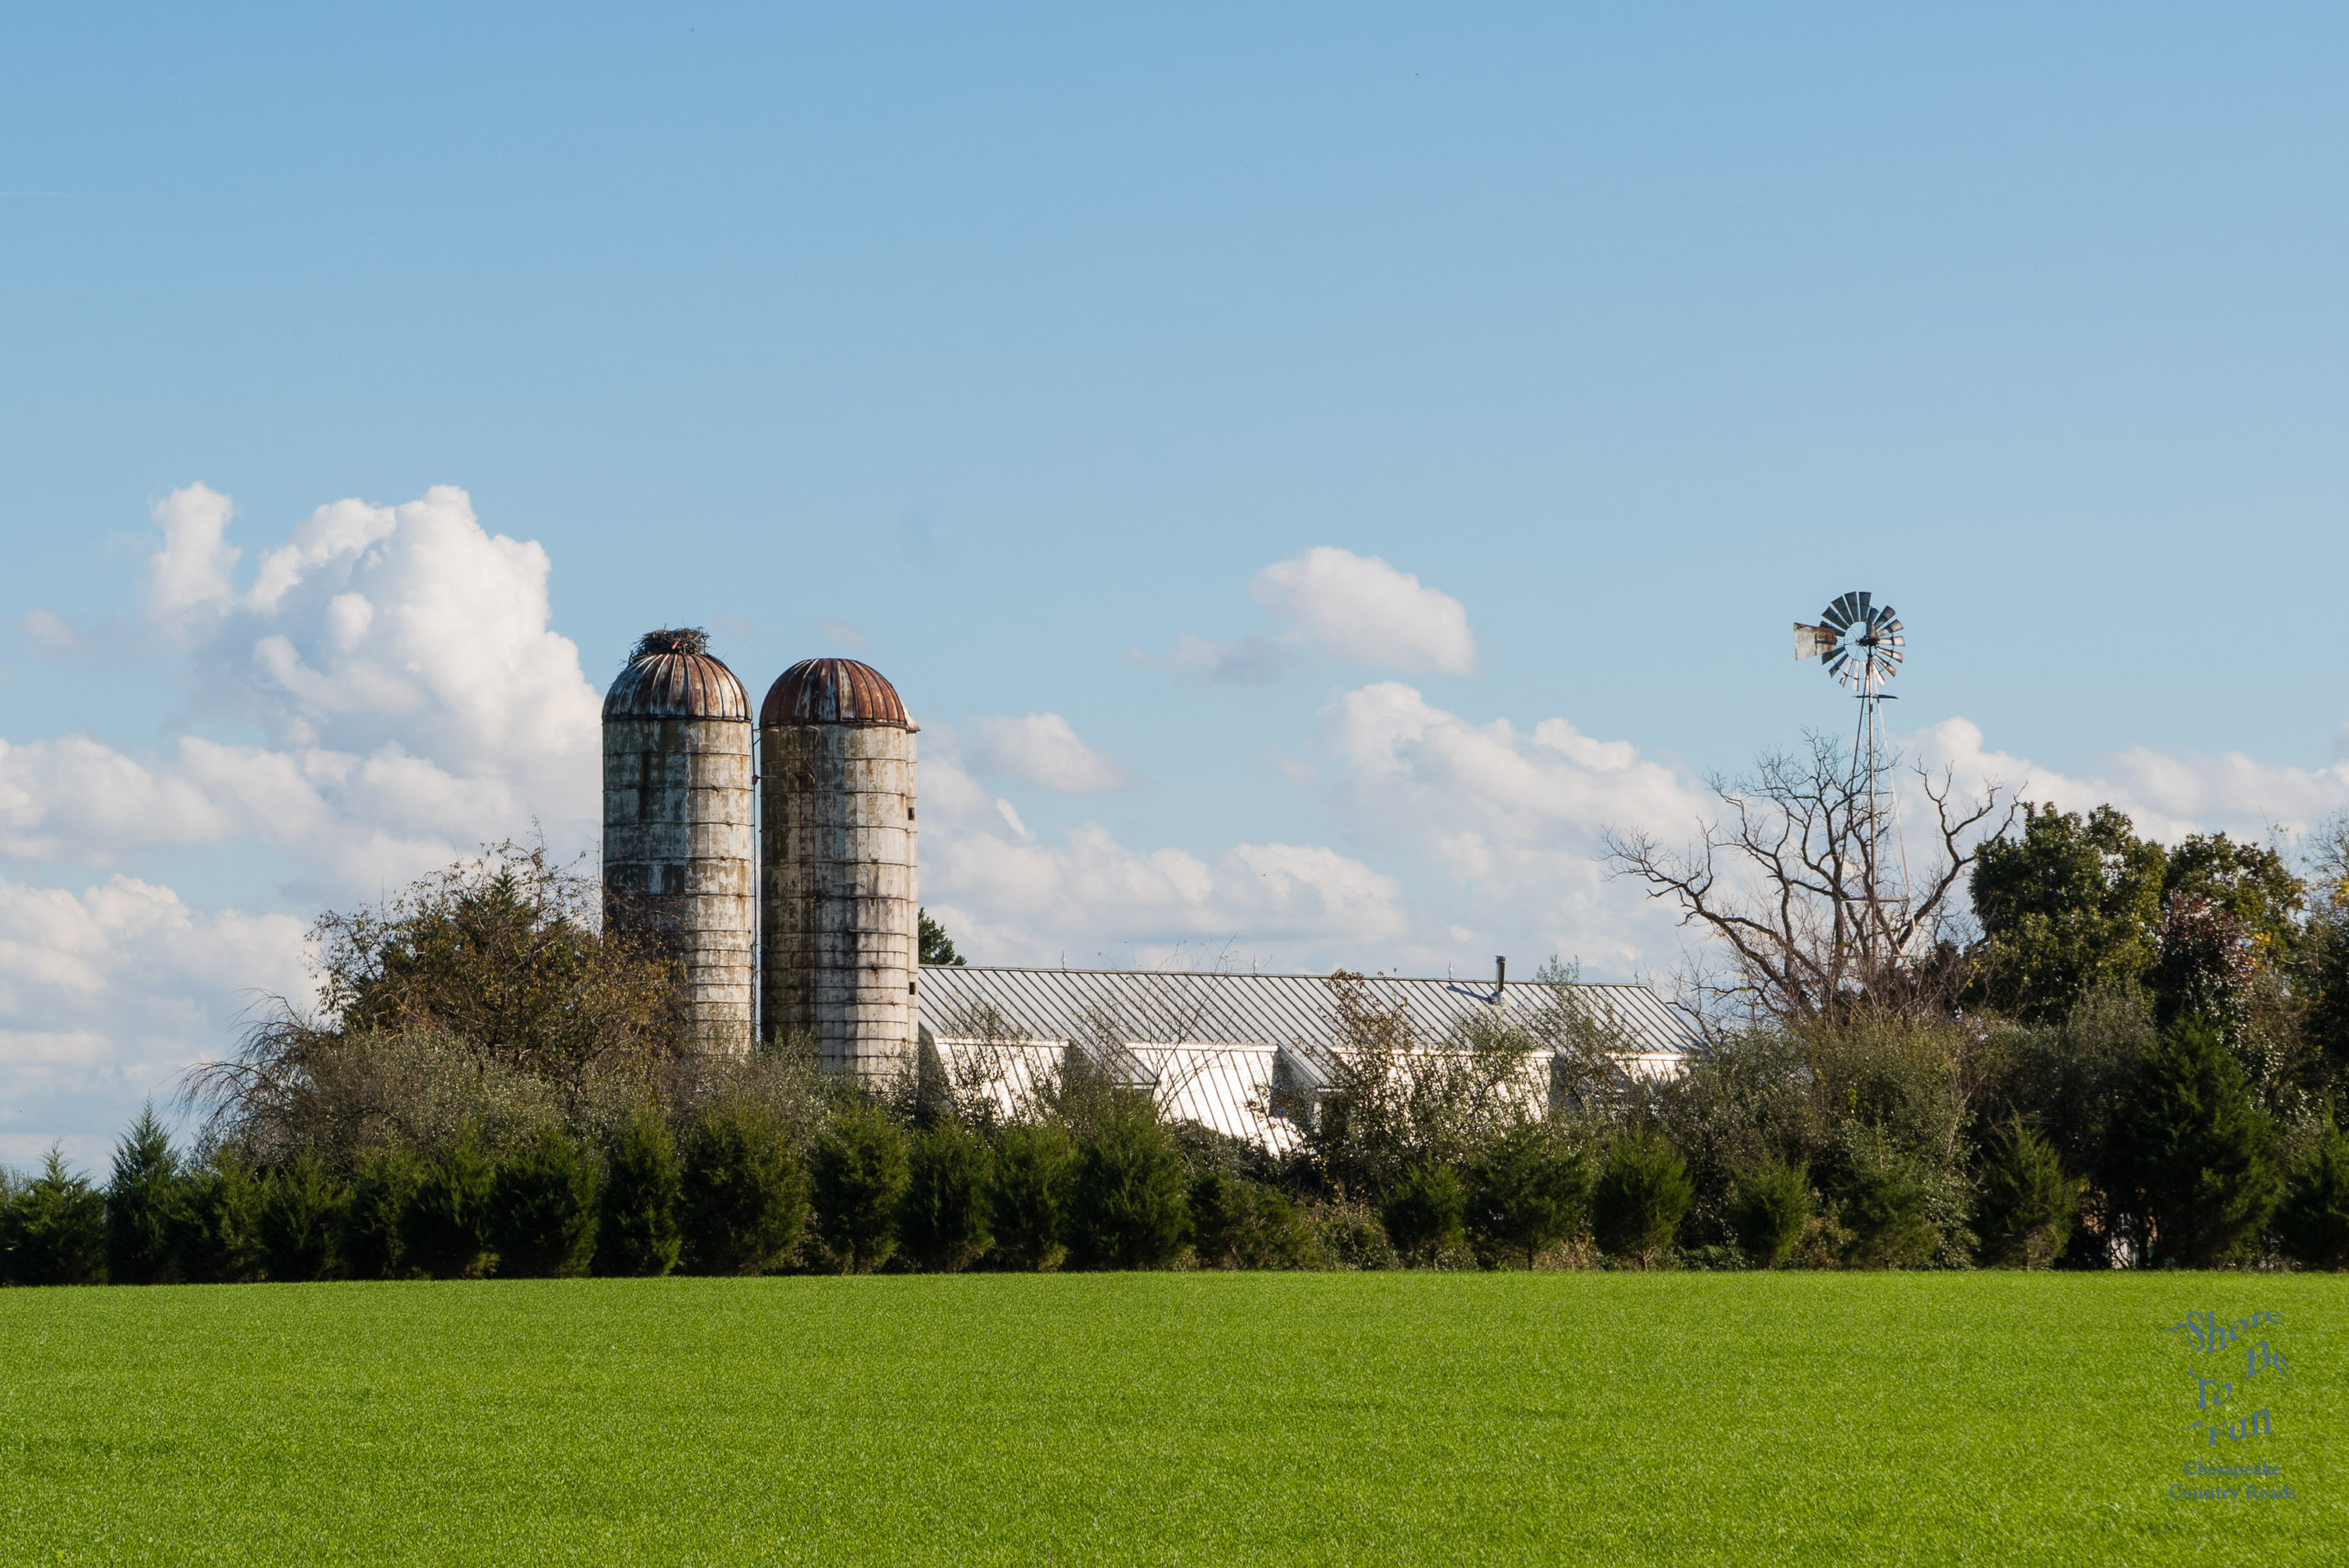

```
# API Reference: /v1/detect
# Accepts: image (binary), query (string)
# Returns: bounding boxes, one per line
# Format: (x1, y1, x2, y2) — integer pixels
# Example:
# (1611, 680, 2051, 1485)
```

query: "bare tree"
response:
(1603, 732, 2015, 1026)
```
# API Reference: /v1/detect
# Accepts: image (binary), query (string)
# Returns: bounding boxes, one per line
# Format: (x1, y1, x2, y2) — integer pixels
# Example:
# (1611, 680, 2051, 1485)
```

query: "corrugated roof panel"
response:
(917, 965, 1693, 1057)
(917, 966, 1692, 1151)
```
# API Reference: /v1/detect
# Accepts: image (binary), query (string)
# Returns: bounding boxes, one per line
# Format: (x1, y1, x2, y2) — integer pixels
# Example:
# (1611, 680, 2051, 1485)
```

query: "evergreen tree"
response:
(401, 1135, 495, 1278)
(1066, 1099, 1190, 1270)
(987, 1121, 1074, 1271)
(810, 1101, 911, 1273)
(258, 1151, 344, 1281)
(1379, 1162, 1467, 1262)
(338, 1146, 420, 1280)
(173, 1152, 266, 1284)
(1189, 1169, 1317, 1269)
(2275, 1124, 2349, 1271)
(106, 1105, 184, 1284)
(1590, 1131, 1692, 1268)
(1467, 1121, 1589, 1266)
(488, 1126, 599, 1277)
(1187, 1168, 1252, 1269)
(594, 1108, 682, 1277)
(678, 1101, 808, 1275)
(1973, 1124, 2077, 1269)
(0, 1149, 107, 1286)
(2105, 1018, 2283, 1267)
(917, 909, 965, 967)
(898, 1120, 993, 1273)
(1726, 1158, 1810, 1269)
(1837, 1151, 1939, 1268)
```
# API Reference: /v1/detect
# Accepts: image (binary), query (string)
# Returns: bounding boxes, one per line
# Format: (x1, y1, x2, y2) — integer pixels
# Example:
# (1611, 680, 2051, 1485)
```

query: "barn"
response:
(913, 963, 1696, 1153)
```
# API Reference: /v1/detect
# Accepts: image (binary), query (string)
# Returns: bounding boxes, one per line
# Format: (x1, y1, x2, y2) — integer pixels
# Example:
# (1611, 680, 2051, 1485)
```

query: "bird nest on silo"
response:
(628, 627, 710, 662)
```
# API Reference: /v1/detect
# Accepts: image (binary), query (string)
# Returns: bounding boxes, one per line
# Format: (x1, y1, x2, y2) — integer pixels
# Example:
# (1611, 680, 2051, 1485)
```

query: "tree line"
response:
(8, 759, 2349, 1284)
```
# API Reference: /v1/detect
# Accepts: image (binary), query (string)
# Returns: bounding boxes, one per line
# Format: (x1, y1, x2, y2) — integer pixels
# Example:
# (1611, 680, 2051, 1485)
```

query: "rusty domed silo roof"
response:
(760, 658, 913, 728)
(603, 628, 751, 721)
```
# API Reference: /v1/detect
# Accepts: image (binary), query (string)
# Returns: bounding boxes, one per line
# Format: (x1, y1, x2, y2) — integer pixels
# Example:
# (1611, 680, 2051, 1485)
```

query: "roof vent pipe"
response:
(1495, 955, 1507, 1004)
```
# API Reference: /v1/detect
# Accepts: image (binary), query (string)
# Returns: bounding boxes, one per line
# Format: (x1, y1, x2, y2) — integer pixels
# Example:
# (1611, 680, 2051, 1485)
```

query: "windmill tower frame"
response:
(1794, 591, 1911, 957)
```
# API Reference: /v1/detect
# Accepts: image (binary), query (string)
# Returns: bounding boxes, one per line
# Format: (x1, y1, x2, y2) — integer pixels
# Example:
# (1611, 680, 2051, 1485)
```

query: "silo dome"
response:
(602, 628, 756, 1055)
(605, 628, 753, 721)
(759, 657, 913, 728)
(759, 657, 918, 1084)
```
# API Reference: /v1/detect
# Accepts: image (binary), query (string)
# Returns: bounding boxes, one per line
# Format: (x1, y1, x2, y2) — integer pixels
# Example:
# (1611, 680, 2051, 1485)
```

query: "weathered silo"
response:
(759, 658, 918, 1083)
(602, 628, 755, 1055)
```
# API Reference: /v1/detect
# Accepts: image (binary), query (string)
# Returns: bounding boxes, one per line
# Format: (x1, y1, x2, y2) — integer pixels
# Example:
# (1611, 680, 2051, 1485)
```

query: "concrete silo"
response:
(759, 658, 918, 1083)
(602, 628, 755, 1055)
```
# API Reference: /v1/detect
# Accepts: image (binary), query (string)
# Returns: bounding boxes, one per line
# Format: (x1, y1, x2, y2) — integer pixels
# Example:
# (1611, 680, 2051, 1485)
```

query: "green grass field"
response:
(0, 1272, 2339, 1565)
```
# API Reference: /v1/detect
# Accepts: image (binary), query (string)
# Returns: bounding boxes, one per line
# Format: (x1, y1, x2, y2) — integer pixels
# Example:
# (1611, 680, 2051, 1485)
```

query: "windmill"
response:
(1794, 591, 1909, 940)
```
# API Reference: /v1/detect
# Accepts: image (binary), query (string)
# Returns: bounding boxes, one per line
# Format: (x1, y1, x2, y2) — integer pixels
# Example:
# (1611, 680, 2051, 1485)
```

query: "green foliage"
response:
(810, 1100, 911, 1273)
(0, 1149, 108, 1286)
(1379, 1163, 1467, 1262)
(258, 1151, 345, 1282)
(2298, 898, 2349, 1085)
(174, 1153, 266, 1284)
(315, 841, 684, 1078)
(488, 1126, 599, 1278)
(401, 1136, 495, 1279)
(1312, 1200, 1400, 1270)
(2162, 833, 2303, 967)
(1590, 1131, 1691, 1267)
(1726, 1159, 1809, 1269)
(2275, 1123, 2349, 1271)
(2149, 895, 2257, 1035)
(677, 1101, 808, 1275)
(192, 843, 687, 1175)
(1189, 1169, 1319, 1270)
(1969, 990, 2156, 1207)
(338, 1147, 420, 1280)
(217, 1027, 578, 1174)
(1805, 1015, 1969, 1174)
(1972, 1125, 2077, 1269)
(918, 908, 965, 967)
(1653, 1029, 1810, 1247)
(1067, 1100, 1191, 1270)
(1971, 804, 2168, 1022)
(1300, 973, 1542, 1199)
(594, 1108, 682, 1277)
(106, 1106, 184, 1285)
(2105, 1018, 2283, 1267)
(1833, 1137, 1940, 1268)
(1467, 1120, 1589, 1266)
(899, 1121, 994, 1273)
(986, 1122, 1074, 1271)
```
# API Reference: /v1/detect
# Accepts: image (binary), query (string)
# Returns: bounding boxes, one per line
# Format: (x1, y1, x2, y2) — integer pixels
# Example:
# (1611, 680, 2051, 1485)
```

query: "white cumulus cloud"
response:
(0, 871, 314, 1167)
(0, 483, 611, 890)
(916, 752, 1405, 970)
(1, 482, 607, 1159)
(1906, 717, 2349, 846)
(1252, 547, 1478, 674)
(969, 712, 1137, 793)
(1303, 681, 1711, 972)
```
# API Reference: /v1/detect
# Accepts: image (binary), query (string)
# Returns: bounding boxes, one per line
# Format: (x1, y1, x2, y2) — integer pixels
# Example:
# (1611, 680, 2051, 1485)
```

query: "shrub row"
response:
(18, 1019, 2349, 1285)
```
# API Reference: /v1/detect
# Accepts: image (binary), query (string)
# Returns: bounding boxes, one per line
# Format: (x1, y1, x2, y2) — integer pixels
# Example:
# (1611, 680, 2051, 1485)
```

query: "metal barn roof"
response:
(913, 965, 1694, 1153)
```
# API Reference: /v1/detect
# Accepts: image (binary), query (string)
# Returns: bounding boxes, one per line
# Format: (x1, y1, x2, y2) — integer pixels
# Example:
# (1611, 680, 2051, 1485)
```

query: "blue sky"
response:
(6, 6, 2349, 1157)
